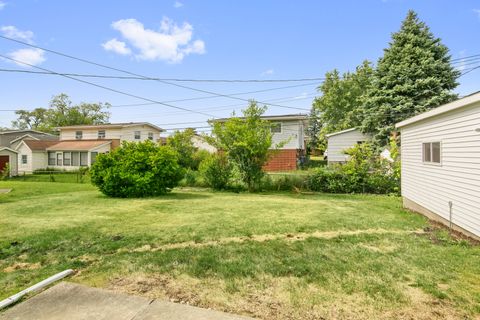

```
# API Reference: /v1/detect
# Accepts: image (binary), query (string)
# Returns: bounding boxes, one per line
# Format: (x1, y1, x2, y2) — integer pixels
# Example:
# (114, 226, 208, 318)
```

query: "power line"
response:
(107, 83, 318, 108)
(0, 68, 325, 83)
(0, 35, 310, 111)
(451, 53, 480, 62)
(0, 54, 216, 118)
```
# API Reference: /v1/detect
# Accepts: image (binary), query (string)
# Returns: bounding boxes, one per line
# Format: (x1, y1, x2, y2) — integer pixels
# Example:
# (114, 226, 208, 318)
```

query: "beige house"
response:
(396, 91, 480, 240)
(15, 122, 163, 174)
(16, 140, 58, 174)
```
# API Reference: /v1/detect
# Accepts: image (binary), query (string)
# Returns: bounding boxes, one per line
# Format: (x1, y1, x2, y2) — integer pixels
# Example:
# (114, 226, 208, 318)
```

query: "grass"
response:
(1, 181, 479, 319)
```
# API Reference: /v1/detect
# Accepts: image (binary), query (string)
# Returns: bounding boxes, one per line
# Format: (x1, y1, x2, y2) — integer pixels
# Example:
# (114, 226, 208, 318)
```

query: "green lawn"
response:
(1, 181, 479, 319)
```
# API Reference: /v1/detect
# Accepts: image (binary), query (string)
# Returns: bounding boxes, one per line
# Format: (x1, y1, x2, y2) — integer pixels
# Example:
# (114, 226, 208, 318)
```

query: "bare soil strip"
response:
(121, 229, 425, 253)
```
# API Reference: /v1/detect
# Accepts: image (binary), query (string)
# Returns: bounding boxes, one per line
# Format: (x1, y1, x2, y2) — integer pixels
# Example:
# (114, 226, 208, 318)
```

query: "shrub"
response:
(90, 141, 184, 197)
(261, 174, 307, 191)
(199, 153, 232, 190)
(192, 149, 211, 170)
(306, 141, 400, 194)
(1, 163, 11, 180)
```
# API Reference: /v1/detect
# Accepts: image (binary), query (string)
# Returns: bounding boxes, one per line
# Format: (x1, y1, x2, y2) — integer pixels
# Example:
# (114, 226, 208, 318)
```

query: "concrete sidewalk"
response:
(0, 282, 254, 320)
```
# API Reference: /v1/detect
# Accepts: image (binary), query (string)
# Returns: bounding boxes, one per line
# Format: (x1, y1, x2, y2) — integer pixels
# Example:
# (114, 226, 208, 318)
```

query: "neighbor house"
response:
(0, 147, 18, 177)
(210, 114, 309, 171)
(325, 128, 370, 164)
(15, 122, 163, 174)
(0, 129, 58, 176)
(396, 91, 480, 240)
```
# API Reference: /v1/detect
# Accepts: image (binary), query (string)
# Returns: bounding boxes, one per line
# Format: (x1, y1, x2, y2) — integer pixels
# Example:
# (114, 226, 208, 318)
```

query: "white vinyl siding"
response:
(270, 120, 305, 149)
(16, 146, 50, 174)
(400, 101, 480, 237)
(327, 129, 369, 164)
(59, 125, 161, 142)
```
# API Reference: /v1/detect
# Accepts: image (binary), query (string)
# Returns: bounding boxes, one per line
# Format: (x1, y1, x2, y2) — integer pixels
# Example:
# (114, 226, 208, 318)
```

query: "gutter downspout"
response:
(0, 269, 74, 310)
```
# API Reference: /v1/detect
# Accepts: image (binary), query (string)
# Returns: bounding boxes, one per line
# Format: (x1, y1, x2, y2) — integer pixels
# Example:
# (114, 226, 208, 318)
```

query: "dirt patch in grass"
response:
(121, 228, 423, 254)
(3, 262, 41, 273)
(106, 273, 467, 320)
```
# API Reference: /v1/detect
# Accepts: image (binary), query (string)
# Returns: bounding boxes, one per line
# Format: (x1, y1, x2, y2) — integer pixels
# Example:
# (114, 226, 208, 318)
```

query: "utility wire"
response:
(0, 68, 325, 83)
(0, 35, 310, 111)
(0, 54, 216, 118)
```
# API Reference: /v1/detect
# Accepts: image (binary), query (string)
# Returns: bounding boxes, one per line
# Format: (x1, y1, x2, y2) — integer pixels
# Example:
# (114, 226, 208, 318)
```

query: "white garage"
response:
(396, 92, 480, 240)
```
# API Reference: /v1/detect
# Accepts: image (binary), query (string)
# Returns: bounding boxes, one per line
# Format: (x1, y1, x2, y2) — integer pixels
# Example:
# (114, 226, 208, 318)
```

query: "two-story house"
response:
(210, 114, 309, 171)
(15, 122, 163, 174)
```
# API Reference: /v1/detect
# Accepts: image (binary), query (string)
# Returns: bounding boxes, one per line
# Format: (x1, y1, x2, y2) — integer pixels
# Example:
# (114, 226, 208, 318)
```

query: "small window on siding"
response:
(21, 155, 27, 164)
(98, 130, 106, 139)
(80, 152, 88, 166)
(72, 152, 80, 166)
(422, 142, 441, 164)
(90, 152, 98, 165)
(148, 132, 154, 140)
(134, 131, 141, 140)
(63, 152, 71, 166)
(48, 152, 56, 166)
(271, 123, 282, 133)
(75, 131, 83, 140)
(56, 153, 63, 166)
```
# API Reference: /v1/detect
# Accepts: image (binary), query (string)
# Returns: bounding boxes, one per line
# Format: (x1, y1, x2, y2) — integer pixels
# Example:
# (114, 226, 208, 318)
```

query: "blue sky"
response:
(1, 0, 479, 133)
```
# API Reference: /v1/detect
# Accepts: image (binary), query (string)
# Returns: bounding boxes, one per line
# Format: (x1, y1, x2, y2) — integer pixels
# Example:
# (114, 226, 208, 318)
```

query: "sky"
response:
(0, 0, 479, 134)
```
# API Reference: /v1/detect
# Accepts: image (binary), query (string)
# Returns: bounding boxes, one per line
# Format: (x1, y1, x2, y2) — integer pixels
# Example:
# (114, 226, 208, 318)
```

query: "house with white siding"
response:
(210, 114, 308, 171)
(396, 91, 480, 240)
(15, 122, 163, 174)
(325, 128, 370, 164)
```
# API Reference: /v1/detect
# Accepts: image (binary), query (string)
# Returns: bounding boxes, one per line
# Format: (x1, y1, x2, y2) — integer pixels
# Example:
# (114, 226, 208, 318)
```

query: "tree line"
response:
(308, 10, 460, 150)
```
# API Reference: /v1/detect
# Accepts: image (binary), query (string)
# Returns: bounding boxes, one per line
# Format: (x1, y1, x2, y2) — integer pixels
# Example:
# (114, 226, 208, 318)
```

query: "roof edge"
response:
(325, 127, 358, 138)
(396, 91, 480, 128)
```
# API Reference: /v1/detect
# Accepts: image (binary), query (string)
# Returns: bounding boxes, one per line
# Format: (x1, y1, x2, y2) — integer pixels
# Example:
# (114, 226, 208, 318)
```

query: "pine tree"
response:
(360, 10, 460, 145)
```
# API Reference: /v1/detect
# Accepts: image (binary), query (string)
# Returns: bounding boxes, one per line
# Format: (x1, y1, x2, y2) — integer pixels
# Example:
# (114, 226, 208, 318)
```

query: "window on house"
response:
(75, 131, 83, 140)
(134, 131, 141, 140)
(21, 155, 27, 164)
(271, 123, 282, 133)
(90, 152, 98, 165)
(48, 152, 56, 166)
(148, 132, 154, 140)
(98, 130, 106, 139)
(63, 152, 71, 166)
(72, 152, 79, 166)
(56, 153, 63, 166)
(80, 152, 88, 166)
(422, 142, 441, 164)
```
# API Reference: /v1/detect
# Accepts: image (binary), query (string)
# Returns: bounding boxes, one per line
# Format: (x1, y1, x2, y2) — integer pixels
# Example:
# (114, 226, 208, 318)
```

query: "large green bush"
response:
(199, 153, 232, 190)
(306, 142, 399, 194)
(90, 141, 184, 197)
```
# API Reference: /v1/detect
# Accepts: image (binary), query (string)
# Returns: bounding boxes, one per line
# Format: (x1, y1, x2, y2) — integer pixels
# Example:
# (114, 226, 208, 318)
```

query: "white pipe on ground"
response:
(0, 269, 74, 310)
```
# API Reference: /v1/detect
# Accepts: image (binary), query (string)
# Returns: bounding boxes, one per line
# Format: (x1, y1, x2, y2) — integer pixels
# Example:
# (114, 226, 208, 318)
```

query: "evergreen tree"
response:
(361, 10, 460, 145)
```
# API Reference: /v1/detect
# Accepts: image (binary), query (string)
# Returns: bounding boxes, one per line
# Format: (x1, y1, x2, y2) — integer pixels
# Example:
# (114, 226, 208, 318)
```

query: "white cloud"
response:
(7, 48, 45, 67)
(261, 69, 274, 76)
(0, 1, 6, 10)
(102, 38, 132, 55)
(0, 25, 34, 43)
(474, 9, 480, 19)
(174, 1, 183, 8)
(104, 17, 205, 63)
(0, 26, 45, 67)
